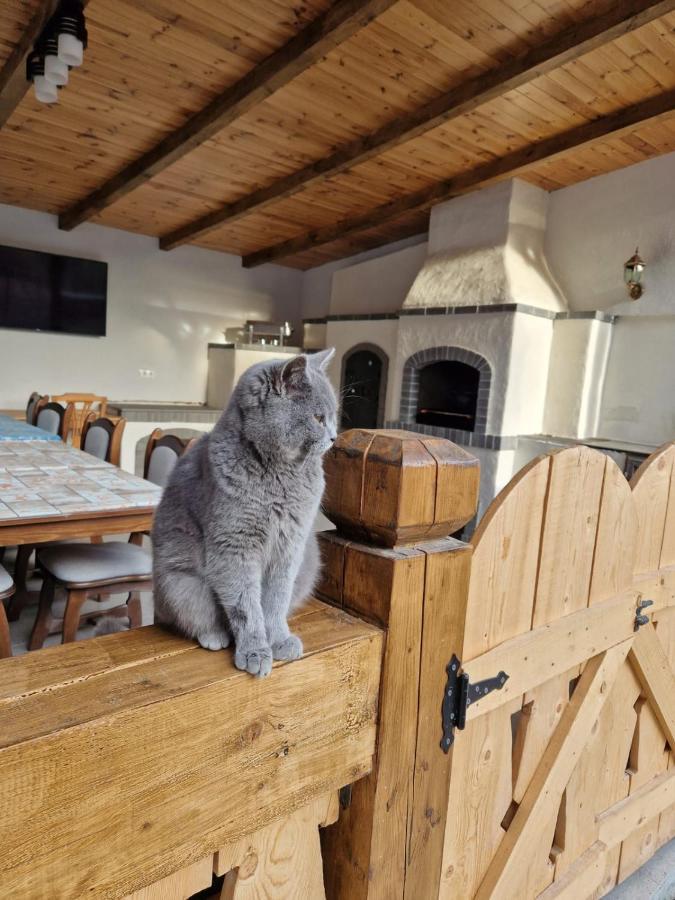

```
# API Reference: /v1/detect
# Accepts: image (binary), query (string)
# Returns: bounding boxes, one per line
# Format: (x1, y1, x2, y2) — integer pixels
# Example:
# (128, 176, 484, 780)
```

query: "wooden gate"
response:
(438, 443, 675, 899)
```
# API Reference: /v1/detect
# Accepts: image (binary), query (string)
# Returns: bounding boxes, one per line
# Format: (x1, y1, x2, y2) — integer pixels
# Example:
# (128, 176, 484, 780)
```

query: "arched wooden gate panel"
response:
(438, 444, 675, 900)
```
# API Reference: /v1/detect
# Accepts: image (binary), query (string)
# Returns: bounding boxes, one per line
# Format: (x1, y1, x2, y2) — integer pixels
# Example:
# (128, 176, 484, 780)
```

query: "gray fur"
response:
(94, 616, 130, 636)
(152, 349, 337, 677)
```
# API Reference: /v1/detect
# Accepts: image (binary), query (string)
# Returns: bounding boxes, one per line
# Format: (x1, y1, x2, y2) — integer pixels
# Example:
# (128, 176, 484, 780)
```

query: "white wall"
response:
(597, 317, 675, 446)
(324, 319, 399, 421)
(503, 313, 553, 436)
(0, 205, 302, 408)
(546, 151, 675, 315)
(300, 234, 427, 320)
(330, 242, 427, 316)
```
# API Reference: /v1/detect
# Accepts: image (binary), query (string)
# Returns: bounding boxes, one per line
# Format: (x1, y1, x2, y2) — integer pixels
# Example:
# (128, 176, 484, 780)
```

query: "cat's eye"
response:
(314, 414, 326, 425)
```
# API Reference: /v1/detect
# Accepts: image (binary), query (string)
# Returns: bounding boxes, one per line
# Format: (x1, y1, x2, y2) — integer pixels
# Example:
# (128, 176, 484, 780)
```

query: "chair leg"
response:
(28, 576, 56, 651)
(128, 532, 144, 547)
(0, 600, 11, 658)
(127, 591, 142, 628)
(9, 545, 33, 621)
(62, 589, 89, 643)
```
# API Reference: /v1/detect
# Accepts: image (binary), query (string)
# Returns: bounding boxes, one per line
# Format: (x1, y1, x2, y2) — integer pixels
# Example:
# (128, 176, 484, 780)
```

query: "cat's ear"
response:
(275, 354, 307, 395)
(308, 347, 335, 372)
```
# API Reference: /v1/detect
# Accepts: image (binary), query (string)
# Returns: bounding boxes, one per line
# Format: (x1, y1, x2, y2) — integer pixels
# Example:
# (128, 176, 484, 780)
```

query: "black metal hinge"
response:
(440, 654, 509, 753)
(634, 598, 654, 631)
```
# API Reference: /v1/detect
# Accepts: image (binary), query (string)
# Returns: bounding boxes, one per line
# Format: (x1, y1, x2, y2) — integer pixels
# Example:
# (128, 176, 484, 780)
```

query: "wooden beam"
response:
(0, 607, 382, 896)
(58, 0, 399, 231)
(242, 89, 675, 267)
(160, 0, 675, 251)
(629, 623, 675, 748)
(0, 0, 64, 130)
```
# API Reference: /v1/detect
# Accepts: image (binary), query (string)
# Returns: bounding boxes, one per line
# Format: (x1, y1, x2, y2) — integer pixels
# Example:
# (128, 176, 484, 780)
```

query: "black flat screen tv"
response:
(0, 244, 108, 337)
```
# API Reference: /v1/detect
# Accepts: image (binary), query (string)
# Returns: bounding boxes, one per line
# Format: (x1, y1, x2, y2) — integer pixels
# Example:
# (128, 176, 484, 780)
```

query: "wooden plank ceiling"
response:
(1, 0, 675, 269)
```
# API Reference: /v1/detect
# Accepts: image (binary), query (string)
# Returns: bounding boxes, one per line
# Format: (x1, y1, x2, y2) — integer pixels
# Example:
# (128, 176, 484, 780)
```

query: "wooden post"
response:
(318, 429, 480, 900)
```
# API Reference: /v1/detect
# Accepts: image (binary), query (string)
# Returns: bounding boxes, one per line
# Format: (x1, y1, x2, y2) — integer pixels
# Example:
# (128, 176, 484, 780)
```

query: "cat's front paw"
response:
(272, 634, 303, 661)
(197, 628, 231, 651)
(234, 644, 273, 678)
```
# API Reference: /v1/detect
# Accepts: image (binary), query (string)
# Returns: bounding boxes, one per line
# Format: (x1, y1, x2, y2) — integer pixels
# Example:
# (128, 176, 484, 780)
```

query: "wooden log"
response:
(319, 429, 480, 900)
(0, 603, 381, 898)
(322, 429, 479, 547)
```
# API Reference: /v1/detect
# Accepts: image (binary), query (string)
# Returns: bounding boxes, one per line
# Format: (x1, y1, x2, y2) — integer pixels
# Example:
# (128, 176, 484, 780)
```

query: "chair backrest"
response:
(144, 429, 196, 487)
(25, 392, 42, 425)
(51, 394, 107, 448)
(35, 400, 73, 440)
(81, 414, 126, 466)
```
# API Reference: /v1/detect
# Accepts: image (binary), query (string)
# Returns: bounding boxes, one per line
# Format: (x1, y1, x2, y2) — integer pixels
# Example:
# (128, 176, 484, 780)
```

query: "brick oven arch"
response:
(399, 346, 491, 436)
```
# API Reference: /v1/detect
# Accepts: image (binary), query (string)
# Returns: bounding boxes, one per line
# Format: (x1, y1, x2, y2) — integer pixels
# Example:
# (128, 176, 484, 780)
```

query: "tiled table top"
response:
(0, 414, 61, 442)
(0, 441, 161, 524)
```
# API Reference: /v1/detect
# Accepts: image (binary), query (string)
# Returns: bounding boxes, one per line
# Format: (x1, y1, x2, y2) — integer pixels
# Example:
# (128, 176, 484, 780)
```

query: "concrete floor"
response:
(607, 840, 675, 899)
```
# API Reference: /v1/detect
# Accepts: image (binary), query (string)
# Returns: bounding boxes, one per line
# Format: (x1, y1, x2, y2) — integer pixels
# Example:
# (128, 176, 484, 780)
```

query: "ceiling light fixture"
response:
(27, 49, 58, 104)
(44, 34, 69, 86)
(26, 0, 87, 104)
(56, 0, 87, 67)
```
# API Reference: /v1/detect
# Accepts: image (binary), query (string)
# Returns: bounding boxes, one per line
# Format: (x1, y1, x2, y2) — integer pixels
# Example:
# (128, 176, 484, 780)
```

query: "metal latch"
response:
(441, 654, 509, 753)
(634, 598, 654, 631)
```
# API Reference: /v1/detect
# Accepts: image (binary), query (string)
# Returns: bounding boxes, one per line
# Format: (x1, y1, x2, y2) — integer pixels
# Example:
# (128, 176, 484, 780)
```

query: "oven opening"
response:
(416, 360, 480, 431)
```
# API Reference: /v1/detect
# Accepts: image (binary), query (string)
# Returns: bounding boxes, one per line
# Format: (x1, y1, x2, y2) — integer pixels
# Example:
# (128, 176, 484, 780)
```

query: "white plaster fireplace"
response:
(304, 178, 625, 517)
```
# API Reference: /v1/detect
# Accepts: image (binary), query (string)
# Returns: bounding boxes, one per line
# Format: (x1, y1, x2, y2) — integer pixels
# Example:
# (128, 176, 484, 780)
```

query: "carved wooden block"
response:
(323, 428, 480, 546)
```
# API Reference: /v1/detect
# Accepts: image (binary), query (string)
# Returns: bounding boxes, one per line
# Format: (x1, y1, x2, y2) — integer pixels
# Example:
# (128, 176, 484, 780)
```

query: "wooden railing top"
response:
(0, 600, 382, 898)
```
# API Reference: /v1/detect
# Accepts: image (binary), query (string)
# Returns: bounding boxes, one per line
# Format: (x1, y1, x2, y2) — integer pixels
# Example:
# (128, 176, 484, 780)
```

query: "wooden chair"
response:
(25, 391, 43, 425)
(35, 399, 73, 440)
(28, 542, 152, 649)
(11, 413, 126, 620)
(81, 413, 126, 467)
(144, 428, 197, 487)
(51, 394, 107, 447)
(0, 565, 14, 658)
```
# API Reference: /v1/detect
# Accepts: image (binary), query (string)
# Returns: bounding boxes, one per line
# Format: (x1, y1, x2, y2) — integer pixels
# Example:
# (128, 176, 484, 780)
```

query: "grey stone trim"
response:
(556, 310, 616, 323)
(208, 342, 300, 353)
(399, 345, 492, 436)
(305, 307, 614, 324)
(325, 312, 398, 321)
(386, 421, 518, 451)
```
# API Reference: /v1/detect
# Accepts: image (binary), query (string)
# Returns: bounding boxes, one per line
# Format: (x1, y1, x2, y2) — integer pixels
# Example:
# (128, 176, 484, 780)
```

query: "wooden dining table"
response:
(0, 440, 161, 547)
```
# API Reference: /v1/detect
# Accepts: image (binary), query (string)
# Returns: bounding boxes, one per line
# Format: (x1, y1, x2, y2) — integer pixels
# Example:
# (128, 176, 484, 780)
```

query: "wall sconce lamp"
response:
(624, 247, 645, 300)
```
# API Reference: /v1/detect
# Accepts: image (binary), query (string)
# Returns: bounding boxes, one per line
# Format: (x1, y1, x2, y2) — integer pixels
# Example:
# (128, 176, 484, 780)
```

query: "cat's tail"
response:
(94, 616, 130, 636)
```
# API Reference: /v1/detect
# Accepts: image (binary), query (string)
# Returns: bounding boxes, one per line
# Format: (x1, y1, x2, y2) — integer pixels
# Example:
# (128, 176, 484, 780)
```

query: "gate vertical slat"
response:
(439, 455, 551, 899)
(551, 453, 639, 894)
(532, 447, 605, 627)
(631, 444, 675, 854)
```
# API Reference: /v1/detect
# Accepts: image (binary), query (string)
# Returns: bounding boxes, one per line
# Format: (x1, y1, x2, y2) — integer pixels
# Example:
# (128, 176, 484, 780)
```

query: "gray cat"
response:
(151, 348, 337, 677)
